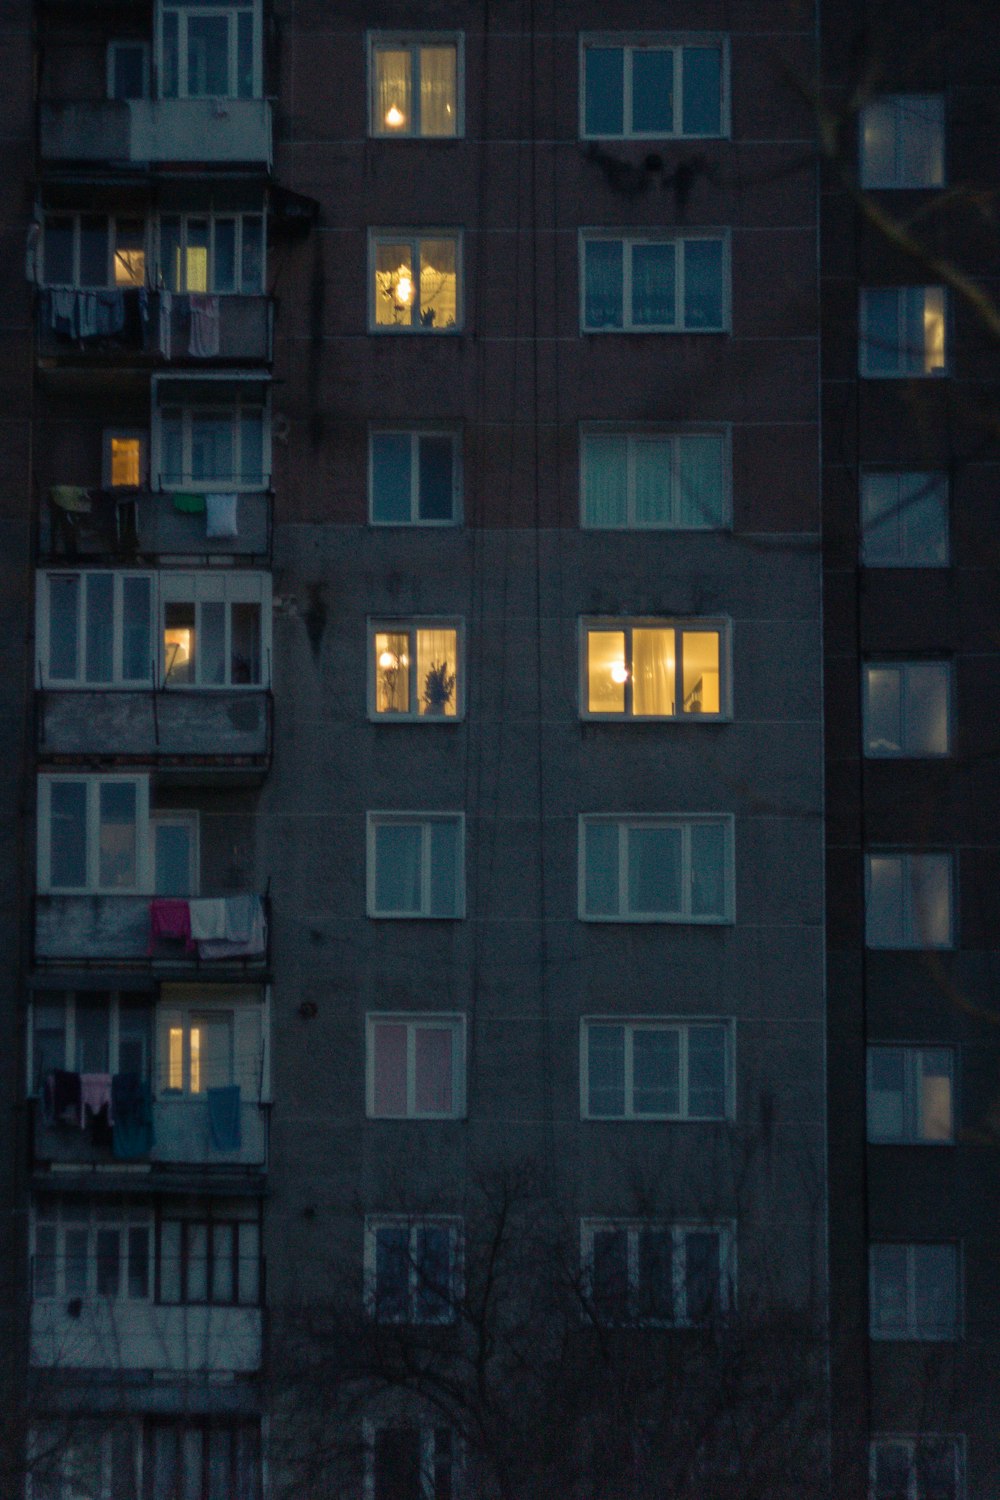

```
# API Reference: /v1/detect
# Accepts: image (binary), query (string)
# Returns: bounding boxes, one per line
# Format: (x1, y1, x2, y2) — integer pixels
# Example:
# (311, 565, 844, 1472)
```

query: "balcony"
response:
(37, 689, 272, 778)
(30, 1090, 267, 1172)
(39, 488, 271, 562)
(37, 290, 273, 367)
(34, 893, 269, 969)
(31, 1301, 262, 1373)
(39, 98, 272, 168)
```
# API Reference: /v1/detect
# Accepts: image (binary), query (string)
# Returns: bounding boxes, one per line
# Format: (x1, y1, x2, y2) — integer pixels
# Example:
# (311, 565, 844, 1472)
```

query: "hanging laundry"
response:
(205, 492, 238, 538)
(48, 288, 79, 338)
(80, 1072, 114, 1127)
(207, 1084, 242, 1150)
(189, 897, 227, 941)
(42, 1069, 81, 1127)
(159, 288, 172, 359)
(49, 485, 92, 514)
(198, 895, 267, 960)
(188, 293, 221, 357)
(172, 492, 207, 514)
(112, 1073, 154, 1159)
(148, 897, 194, 953)
(94, 288, 125, 337)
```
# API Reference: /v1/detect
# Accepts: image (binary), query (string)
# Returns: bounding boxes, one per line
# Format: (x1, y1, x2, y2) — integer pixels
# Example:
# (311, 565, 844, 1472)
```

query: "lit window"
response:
(865, 852, 953, 949)
(163, 1014, 233, 1095)
(861, 472, 948, 566)
(365, 1217, 462, 1324)
(860, 95, 945, 188)
(864, 662, 950, 757)
(158, 1210, 261, 1306)
(581, 619, 727, 718)
(367, 1015, 466, 1119)
(160, 572, 270, 688)
(860, 287, 946, 376)
(368, 814, 465, 918)
(581, 37, 726, 139)
(369, 620, 461, 719)
(582, 1020, 730, 1119)
(870, 1437, 963, 1500)
(581, 429, 727, 529)
(104, 428, 147, 489)
(37, 774, 149, 894)
(869, 1242, 959, 1339)
(582, 233, 727, 331)
(581, 1220, 733, 1326)
(155, 386, 268, 490)
(42, 214, 146, 289)
(371, 232, 461, 331)
(867, 1047, 954, 1144)
(159, 0, 261, 100)
(366, 1423, 460, 1500)
(38, 571, 153, 687)
(33, 1205, 151, 1302)
(370, 36, 461, 137)
(158, 214, 265, 295)
(370, 430, 460, 524)
(579, 815, 733, 923)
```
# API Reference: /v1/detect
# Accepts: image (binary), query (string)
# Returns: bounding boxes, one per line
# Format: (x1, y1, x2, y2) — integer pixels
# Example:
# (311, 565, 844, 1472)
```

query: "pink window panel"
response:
(414, 1027, 454, 1114)
(373, 1023, 408, 1115)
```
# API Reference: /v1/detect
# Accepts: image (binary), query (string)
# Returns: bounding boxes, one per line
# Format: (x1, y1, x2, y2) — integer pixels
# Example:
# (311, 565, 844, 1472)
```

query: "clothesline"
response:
(148, 894, 267, 959)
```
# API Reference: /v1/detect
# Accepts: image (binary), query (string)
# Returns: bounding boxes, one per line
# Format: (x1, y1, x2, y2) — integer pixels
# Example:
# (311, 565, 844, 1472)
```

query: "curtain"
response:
(689, 821, 724, 917)
(415, 1027, 453, 1113)
(584, 241, 623, 329)
(631, 242, 674, 326)
(632, 627, 674, 715)
(375, 48, 411, 134)
(376, 824, 423, 913)
(419, 239, 456, 329)
(678, 435, 723, 526)
(421, 46, 457, 136)
(583, 435, 627, 526)
(682, 239, 723, 329)
(416, 627, 457, 715)
(634, 438, 672, 525)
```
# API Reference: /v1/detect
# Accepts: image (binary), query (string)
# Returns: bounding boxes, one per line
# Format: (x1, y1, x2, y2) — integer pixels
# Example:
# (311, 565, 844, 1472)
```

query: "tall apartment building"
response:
(821, 4, 1000, 1498)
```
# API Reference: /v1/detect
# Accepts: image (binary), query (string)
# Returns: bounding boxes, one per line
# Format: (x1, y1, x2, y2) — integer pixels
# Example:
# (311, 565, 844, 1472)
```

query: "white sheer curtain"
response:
(375, 48, 411, 133)
(421, 46, 457, 136)
(634, 438, 672, 525)
(416, 627, 457, 715)
(632, 628, 675, 716)
(677, 435, 723, 526)
(583, 436, 627, 525)
(584, 241, 623, 328)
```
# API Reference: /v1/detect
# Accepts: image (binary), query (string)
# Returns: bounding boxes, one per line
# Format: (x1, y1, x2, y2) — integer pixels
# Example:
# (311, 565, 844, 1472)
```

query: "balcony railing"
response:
(37, 688, 272, 775)
(34, 892, 270, 967)
(38, 487, 271, 562)
(30, 1090, 268, 1171)
(37, 290, 273, 365)
(31, 1300, 262, 1373)
(39, 98, 272, 167)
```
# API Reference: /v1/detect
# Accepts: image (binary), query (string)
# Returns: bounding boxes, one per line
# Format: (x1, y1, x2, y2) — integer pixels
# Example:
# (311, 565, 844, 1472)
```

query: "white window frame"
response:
(41, 212, 150, 290)
(580, 426, 730, 530)
(859, 286, 947, 377)
(367, 813, 466, 919)
(107, 38, 151, 99)
(578, 814, 734, 923)
(869, 1241, 960, 1340)
(364, 1216, 463, 1325)
(156, 211, 266, 295)
(863, 660, 951, 758)
(580, 1018, 732, 1120)
(860, 94, 945, 189)
(579, 617, 731, 720)
(159, 570, 272, 689)
(580, 1219, 735, 1326)
(860, 470, 949, 567)
(580, 230, 730, 333)
(579, 34, 729, 140)
(152, 372, 271, 493)
(866, 1045, 955, 1145)
(36, 570, 156, 688)
(103, 427, 149, 489)
(157, 0, 262, 100)
(363, 1420, 462, 1500)
(37, 773, 152, 895)
(368, 427, 462, 526)
(869, 1436, 965, 1500)
(368, 32, 464, 138)
(369, 230, 463, 333)
(366, 1014, 467, 1119)
(368, 618, 464, 721)
(29, 991, 155, 1094)
(32, 1203, 153, 1303)
(865, 851, 954, 950)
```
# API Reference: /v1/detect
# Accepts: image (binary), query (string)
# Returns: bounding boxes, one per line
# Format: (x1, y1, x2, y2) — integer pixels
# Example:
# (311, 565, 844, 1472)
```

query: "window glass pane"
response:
(416, 628, 458, 717)
(99, 780, 137, 889)
(161, 10, 179, 97)
(213, 1223, 235, 1302)
(240, 410, 264, 485)
(79, 215, 109, 287)
(914, 1244, 956, 1335)
(638, 1228, 673, 1320)
(187, 15, 229, 96)
(866, 668, 902, 753)
(201, 601, 226, 686)
(209, 1427, 232, 1498)
(155, 821, 193, 896)
(187, 1221, 209, 1300)
(96, 1227, 121, 1296)
(867, 856, 904, 946)
(111, 42, 146, 101)
(584, 822, 620, 915)
(419, 238, 457, 330)
(373, 1022, 408, 1115)
(374, 1224, 409, 1319)
(165, 601, 196, 685)
(633, 1029, 679, 1114)
(678, 435, 724, 527)
(862, 99, 896, 186)
(64, 1227, 89, 1298)
(632, 628, 675, 716)
(628, 825, 682, 914)
(160, 1220, 182, 1302)
(374, 631, 411, 714)
(185, 219, 209, 293)
(414, 1224, 452, 1320)
(583, 435, 628, 526)
(682, 631, 720, 714)
(372, 434, 412, 522)
(688, 1025, 727, 1116)
(863, 290, 901, 374)
(900, 96, 944, 187)
(34, 1223, 57, 1298)
(76, 995, 110, 1073)
(45, 216, 74, 285)
(421, 46, 457, 137)
(375, 241, 413, 326)
(683, 239, 723, 328)
(119, 1000, 152, 1080)
(50, 781, 88, 888)
(429, 820, 459, 915)
(191, 415, 233, 482)
(910, 854, 951, 946)
(374, 48, 412, 135)
(682, 48, 722, 135)
(48, 575, 80, 680)
(128, 1227, 150, 1298)
(632, 242, 675, 326)
(690, 822, 726, 918)
(917, 1440, 957, 1500)
(85, 572, 114, 683)
(237, 8, 254, 97)
(907, 662, 949, 755)
(238, 1222, 260, 1305)
(197, 1014, 232, 1092)
(868, 1049, 905, 1139)
(214, 219, 237, 293)
(587, 1025, 625, 1116)
(414, 1027, 454, 1114)
(375, 823, 422, 913)
(241, 216, 264, 294)
(374, 1429, 421, 1498)
(231, 602, 261, 685)
(585, 48, 624, 135)
(160, 218, 183, 294)
(900, 472, 948, 564)
(861, 473, 901, 564)
(632, 49, 673, 134)
(122, 576, 152, 683)
(633, 438, 673, 525)
(32, 1004, 66, 1093)
(911, 286, 945, 373)
(685, 1231, 720, 1320)
(587, 630, 627, 714)
(591, 1228, 628, 1319)
(182, 1427, 203, 1500)
(584, 240, 623, 329)
(920, 1050, 953, 1142)
(114, 219, 146, 288)
(418, 435, 455, 520)
(871, 1243, 908, 1332)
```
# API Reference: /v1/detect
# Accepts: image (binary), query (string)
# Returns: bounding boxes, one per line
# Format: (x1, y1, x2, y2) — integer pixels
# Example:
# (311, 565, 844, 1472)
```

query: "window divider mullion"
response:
(623, 47, 633, 136)
(623, 1025, 633, 1116)
(679, 1026, 688, 1118)
(407, 1023, 416, 1116)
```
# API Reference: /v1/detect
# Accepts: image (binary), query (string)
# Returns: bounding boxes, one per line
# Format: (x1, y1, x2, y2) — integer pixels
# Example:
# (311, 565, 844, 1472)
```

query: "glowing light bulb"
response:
(396, 272, 413, 305)
(610, 663, 629, 684)
(379, 651, 396, 670)
(385, 104, 405, 128)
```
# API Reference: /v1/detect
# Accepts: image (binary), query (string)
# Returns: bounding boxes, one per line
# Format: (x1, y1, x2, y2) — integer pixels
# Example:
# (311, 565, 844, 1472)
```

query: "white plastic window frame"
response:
(862, 660, 952, 758)
(578, 813, 735, 924)
(368, 618, 464, 722)
(368, 32, 465, 138)
(151, 372, 271, 493)
(859, 94, 946, 189)
(41, 212, 150, 290)
(156, 0, 262, 100)
(364, 1215, 464, 1325)
(27, 991, 155, 1095)
(37, 772, 152, 895)
(864, 850, 954, 950)
(156, 212, 266, 295)
(859, 286, 948, 377)
(580, 1218, 735, 1326)
(368, 229, 464, 333)
(579, 616, 731, 721)
(860, 470, 950, 567)
(367, 813, 466, 919)
(31, 1204, 153, 1303)
(579, 34, 729, 140)
(36, 569, 156, 689)
(368, 427, 462, 526)
(869, 1241, 961, 1341)
(580, 1018, 733, 1120)
(366, 1013, 467, 1119)
(866, 1045, 956, 1145)
(580, 230, 730, 333)
(579, 425, 730, 531)
(159, 570, 272, 690)
(869, 1435, 965, 1500)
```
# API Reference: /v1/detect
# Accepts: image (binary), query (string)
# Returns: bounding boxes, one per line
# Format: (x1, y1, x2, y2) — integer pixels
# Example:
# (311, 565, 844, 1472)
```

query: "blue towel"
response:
(207, 1084, 242, 1150)
(112, 1073, 154, 1159)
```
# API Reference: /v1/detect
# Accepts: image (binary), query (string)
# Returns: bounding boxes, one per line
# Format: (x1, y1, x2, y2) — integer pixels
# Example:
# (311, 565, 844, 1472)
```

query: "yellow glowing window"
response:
(372, 41, 458, 138)
(168, 1027, 184, 1090)
(584, 622, 723, 717)
(189, 1025, 202, 1094)
(113, 225, 146, 288)
(110, 438, 141, 488)
(373, 623, 460, 718)
(373, 234, 459, 330)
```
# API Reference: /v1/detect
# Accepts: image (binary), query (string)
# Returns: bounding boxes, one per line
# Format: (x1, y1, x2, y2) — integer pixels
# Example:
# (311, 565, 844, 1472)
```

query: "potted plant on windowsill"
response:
(423, 660, 456, 716)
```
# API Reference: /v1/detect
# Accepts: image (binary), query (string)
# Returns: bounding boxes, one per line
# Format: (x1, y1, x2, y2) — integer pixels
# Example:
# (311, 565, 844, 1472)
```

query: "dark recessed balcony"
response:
(36, 289, 273, 367)
(39, 97, 272, 167)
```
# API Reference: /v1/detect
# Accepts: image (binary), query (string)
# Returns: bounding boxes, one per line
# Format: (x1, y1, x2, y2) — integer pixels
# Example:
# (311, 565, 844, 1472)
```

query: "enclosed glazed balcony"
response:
(31, 1299, 263, 1372)
(39, 98, 272, 167)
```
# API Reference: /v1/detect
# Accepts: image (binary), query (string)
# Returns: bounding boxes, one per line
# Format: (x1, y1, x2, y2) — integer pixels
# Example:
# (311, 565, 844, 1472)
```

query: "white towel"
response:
(188, 897, 227, 941)
(206, 492, 238, 538)
(189, 293, 220, 357)
(159, 289, 172, 360)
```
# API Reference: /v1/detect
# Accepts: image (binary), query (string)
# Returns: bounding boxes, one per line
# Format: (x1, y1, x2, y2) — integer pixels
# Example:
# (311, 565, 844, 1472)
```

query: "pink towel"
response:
(80, 1072, 113, 1126)
(148, 897, 194, 953)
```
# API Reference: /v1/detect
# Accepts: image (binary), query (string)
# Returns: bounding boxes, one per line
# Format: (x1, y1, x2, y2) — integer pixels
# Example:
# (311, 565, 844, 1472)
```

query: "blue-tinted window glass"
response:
(121, 576, 152, 683)
(585, 48, 624, 135)
(48, 575, 79, 680)
(414, 1225, 452, 1321)
(638, 1229, 674, 1320)
(633, 1029, 679, 1114)
(50, 781, 88, 889)
(683, 239, 724, 328)
(374, 1225, 409, 1320)
(429, 821, 458, 916)
(418, 437, 455, 521)
(685, 1231, 721, 1321)
(632, 49, 673, 134)
(588, 1025, 625, 1116)
(632, 242, 676, 326)
(584, 241, 623, 329)
(85, 574, 114, 683)
(161, 11, 179, 97)
(628, 825, 682, 913)
(371, 434, 412, 522)
(687, 1025, 726, 1116)
(682, 48, 722, 135)
(591, 1229, 628, 1320)
(863, 290, 901, 374)
(237, 10, 254, 98)
(375, 823, 422, 913)
(584, 823, 619, 915)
